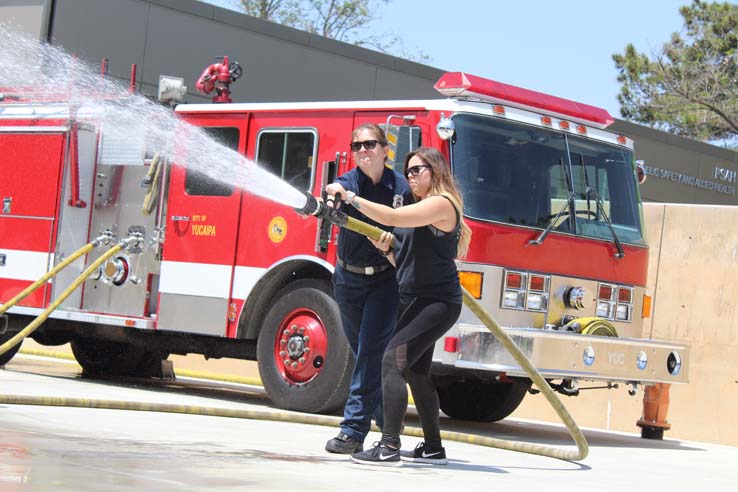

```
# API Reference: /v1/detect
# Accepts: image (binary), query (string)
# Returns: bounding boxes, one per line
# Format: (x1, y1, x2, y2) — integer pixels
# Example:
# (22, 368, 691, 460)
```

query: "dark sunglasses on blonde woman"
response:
(350, 140, 379, 151)
(406, 164, 430, 177)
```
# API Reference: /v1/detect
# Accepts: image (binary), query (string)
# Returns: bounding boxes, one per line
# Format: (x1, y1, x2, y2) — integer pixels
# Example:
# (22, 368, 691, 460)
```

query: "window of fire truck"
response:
(450, 113, 644, 245)
(567, 136, 643, 244)
(185, 127, 239, 196)
(256, 130, 316, 191)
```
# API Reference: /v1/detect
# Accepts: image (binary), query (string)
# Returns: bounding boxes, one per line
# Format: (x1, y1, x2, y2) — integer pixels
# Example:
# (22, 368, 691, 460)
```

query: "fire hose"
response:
(0, 197, 588, 463)
(0, 234, 134, 357)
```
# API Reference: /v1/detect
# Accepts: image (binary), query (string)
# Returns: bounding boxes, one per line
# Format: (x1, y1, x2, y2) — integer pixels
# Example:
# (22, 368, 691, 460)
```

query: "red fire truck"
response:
(0, 69, 688, 427)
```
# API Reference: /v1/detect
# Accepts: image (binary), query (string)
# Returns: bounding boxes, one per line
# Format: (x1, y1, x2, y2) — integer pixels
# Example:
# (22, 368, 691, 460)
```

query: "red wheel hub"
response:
(273, 307, 329, 384)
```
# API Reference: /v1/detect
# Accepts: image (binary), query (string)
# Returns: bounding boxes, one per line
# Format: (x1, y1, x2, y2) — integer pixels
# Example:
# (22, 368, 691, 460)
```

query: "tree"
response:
(613, 0, 738, 147)
(232, 0, 430, 62)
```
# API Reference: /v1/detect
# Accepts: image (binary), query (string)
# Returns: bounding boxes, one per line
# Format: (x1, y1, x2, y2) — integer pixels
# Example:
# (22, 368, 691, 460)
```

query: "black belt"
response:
(336, 258, 390, 276)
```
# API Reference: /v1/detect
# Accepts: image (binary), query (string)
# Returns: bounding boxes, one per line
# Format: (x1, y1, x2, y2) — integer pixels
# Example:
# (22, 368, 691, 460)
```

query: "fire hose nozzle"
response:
(294, 191, 348, 227)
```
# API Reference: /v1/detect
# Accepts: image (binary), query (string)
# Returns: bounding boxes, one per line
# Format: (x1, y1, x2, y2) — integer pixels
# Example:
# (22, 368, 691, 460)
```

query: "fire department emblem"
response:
(268, 216, 287, 243)
(392, 194, 404, 208)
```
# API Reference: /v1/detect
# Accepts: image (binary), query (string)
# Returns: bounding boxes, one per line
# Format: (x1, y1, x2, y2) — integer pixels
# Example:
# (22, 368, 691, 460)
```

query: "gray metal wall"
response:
(40, 0, 442, 103)
(1, 0, 736, 205)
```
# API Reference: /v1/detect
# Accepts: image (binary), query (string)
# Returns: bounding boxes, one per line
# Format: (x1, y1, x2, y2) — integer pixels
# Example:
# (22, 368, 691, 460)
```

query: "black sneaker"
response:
(350, 442, 402, 467)
(325, 432, 363, 454)
(400, 442, 448, 465)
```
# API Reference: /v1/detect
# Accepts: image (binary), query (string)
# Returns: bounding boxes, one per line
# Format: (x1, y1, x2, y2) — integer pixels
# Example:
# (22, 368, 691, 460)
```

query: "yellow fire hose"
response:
(1, 217, 589, 462)
(0, 242, 124, 357)
(0, 242, 96, 318)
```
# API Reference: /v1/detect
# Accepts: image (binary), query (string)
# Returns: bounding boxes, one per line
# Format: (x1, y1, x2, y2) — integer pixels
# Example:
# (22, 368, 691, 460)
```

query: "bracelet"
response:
(379, 248, 392, 257)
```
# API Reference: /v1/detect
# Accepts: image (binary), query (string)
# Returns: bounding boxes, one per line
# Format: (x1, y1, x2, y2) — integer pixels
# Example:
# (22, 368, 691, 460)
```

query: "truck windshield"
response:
(451, 113, 644, 245)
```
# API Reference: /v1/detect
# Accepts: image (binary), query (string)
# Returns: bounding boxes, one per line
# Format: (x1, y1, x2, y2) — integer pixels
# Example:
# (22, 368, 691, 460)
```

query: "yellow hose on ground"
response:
(0, 242, 96, 317)
(0, 243, 124, 357)
(0, 392, 584, 456)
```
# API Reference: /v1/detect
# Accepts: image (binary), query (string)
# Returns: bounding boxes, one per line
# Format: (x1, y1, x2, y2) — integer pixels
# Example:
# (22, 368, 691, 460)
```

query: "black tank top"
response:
(394, 195, 462, 304)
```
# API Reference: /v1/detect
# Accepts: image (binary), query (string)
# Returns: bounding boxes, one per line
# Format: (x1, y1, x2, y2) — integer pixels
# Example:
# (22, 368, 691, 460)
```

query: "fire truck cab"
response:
(0, 71, 688, 424)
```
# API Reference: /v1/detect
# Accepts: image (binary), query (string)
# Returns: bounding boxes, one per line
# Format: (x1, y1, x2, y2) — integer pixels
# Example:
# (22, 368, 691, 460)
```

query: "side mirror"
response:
(635, 160, 647, 184)
(436, 113, 455, 140)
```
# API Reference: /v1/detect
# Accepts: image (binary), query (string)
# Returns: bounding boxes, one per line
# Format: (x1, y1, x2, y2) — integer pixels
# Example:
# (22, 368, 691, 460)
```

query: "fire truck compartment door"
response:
(158, 162, 241, 336)
(0, 132, 65, 308)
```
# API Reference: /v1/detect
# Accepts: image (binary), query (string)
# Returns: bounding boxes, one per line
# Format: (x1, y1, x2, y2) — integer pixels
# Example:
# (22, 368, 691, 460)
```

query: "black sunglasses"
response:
(350, 140, 379, 152)
(406, 164, 430, 177)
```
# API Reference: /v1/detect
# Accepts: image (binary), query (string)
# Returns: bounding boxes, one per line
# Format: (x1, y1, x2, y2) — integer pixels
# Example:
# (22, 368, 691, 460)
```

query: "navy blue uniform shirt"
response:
(335, 165, 412, 269)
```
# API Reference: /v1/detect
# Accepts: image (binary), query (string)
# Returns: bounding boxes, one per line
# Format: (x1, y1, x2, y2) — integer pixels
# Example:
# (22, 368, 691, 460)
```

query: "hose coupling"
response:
(92, 230, 116, 247)
(120, 232, 145, 251)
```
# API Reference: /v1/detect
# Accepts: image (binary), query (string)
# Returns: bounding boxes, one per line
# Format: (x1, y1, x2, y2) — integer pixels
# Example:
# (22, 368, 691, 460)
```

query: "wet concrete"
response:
(1, 355, 736, 491)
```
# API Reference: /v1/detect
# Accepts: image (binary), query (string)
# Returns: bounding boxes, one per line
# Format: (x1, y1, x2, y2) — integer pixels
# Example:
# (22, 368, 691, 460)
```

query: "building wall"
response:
(515, 202, 738, 446)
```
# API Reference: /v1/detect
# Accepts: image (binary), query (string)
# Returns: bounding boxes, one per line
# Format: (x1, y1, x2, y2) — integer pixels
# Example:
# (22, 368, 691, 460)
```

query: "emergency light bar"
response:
(434, 72, 614, 129)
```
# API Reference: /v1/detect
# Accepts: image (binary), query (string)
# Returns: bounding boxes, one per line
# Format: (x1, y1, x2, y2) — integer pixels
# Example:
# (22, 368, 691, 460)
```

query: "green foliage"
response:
(613, 0, 738, 146)
(234, 0, 431, 63)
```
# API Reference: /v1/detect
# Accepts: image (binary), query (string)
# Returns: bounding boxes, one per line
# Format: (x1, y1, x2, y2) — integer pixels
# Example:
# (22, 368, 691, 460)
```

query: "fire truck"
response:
(0, 68, 688, 427)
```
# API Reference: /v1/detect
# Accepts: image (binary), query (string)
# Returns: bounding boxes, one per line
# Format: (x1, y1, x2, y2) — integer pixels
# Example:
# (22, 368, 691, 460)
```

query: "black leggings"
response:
(380, 298, 462, 449)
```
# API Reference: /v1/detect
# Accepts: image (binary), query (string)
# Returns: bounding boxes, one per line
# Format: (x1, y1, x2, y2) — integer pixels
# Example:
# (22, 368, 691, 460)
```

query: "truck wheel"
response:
(0, 330, 22, 366)
(257, 279, 352, 414)
(437, 380, 530, 422)
(71, 337, 147, 377)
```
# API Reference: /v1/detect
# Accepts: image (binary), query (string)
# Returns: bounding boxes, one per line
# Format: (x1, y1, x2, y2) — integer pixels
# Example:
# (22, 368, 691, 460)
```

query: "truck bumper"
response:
(439, 324, 688, 384)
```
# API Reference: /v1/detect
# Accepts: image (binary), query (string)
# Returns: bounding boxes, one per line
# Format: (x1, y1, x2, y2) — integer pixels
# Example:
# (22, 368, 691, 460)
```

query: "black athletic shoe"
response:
(400, 442, 448, 465)
(325, 432, 363, 454)
(350, 442, 402, 467)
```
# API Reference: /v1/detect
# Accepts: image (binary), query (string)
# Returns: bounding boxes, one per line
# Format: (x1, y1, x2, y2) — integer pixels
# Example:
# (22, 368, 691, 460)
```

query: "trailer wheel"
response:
(71, 337, 147, 377)
(257, 279, 352, 414)
(437, 380, 531, 422)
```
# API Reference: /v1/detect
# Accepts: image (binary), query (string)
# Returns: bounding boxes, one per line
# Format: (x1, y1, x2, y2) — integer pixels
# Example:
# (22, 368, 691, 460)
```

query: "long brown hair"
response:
(404, 147, 471, 258)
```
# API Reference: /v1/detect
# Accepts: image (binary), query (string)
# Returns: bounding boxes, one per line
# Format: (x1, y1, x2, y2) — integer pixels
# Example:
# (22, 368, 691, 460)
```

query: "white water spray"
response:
(0, 22, 308, 209)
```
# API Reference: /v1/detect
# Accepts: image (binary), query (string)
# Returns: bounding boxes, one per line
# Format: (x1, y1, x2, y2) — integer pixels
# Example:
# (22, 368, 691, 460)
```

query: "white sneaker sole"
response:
(400, 456, 448, 465)
(350, 456, 403, 467)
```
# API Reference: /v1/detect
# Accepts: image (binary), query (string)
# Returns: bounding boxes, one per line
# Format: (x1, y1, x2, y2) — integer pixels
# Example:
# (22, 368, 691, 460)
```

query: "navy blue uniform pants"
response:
(333, 266, 399, 442)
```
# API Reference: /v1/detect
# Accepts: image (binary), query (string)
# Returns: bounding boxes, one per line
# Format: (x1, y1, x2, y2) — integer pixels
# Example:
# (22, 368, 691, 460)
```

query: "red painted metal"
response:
(464, 219, 648, 286)
(434, 72, 614, 128)
(67, 123, 87, 208)
(196, 56, 236, 103)
(273, 307, 329, 384)
(129, 64, 137, 93)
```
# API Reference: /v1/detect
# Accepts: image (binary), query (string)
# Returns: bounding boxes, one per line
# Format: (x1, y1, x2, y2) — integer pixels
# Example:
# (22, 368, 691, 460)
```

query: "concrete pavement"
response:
(1, 355, 735, 491)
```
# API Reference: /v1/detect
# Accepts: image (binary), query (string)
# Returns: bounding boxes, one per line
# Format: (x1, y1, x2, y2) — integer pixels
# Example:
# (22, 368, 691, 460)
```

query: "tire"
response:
(0, 314, 36, 366)
(29, 318, 75, 346)
(437, 380, 531, 422)
(0, 329, 22, 366)
(257, 279, 352, 414)
(71, 337, 148, 377)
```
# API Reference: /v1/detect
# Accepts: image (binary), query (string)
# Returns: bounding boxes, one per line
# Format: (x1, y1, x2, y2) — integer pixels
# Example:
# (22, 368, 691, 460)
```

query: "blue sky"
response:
(204, 0, 689, 118)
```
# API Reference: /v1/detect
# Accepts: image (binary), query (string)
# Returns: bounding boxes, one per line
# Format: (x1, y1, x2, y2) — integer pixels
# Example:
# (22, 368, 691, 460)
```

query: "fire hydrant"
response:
(636, 383, 671, 439)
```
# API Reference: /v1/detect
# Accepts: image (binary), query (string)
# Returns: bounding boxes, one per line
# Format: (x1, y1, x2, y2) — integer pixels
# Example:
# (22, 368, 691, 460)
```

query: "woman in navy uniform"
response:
(324, 123, 412, 454)
(328, 147, 471, 466)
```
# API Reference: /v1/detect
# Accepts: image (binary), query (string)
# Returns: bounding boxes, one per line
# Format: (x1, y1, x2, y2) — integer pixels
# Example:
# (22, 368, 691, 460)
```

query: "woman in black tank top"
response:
(327, 147, 471, 467)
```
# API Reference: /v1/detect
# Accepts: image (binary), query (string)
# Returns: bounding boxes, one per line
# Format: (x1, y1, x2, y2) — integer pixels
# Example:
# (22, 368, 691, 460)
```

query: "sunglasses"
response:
(406, 164, 430, 177)
(350, 140, 380, 152)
